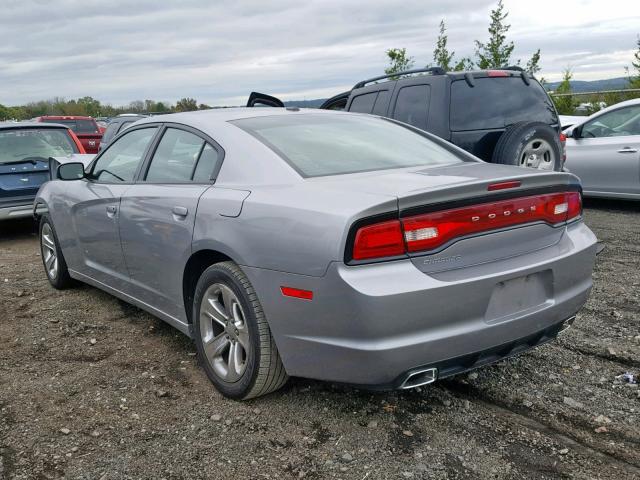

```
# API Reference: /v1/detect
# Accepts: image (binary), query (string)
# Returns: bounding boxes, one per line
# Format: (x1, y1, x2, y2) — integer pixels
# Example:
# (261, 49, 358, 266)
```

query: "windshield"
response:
(0, 128, 77, 164)
(232, 114, 465, 177)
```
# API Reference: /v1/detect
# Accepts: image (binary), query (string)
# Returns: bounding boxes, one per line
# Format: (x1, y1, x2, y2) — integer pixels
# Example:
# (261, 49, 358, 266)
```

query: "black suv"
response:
(248, 67, 565, 171)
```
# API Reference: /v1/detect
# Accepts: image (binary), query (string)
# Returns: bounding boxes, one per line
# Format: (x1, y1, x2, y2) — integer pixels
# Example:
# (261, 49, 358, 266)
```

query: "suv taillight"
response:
(559, 132, 567, 163)
(350, 191, 581, 261)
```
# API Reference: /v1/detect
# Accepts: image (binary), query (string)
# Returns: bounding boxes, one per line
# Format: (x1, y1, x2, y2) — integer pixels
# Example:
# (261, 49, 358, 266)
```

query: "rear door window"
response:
(392, 85, 430, 130)
(349, 92, 378, 114)
(145, 128, 205, 183)
(372, 90, 391, 116)
(450, 77, 557, 131)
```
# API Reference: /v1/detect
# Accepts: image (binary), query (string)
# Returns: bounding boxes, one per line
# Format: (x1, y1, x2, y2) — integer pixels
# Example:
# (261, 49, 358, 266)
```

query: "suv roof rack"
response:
(353, 67, 446, 89)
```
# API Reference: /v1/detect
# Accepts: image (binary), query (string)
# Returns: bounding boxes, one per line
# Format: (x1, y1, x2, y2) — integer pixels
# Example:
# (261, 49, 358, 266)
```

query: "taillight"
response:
(487, 70, 509, 77)
(352, 219, 404, 260)
(350, 191, 581, 261)
(559, 132, 567, 162)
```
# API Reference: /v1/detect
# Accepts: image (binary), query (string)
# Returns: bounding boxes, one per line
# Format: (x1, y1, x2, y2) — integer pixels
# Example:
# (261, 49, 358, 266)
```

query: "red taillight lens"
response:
(350, 191, 582, 261)
(559, 132, 567, 162)
(487, 70, 509, 77)
(403, 192, 581, 252)
(352, 219, 404, 260)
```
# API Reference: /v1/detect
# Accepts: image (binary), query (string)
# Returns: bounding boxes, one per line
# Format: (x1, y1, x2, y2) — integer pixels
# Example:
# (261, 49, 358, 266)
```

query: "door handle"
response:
(106, 205, 117, 214)
(172, 206, 188, 217)
(617, 148, 638, 153)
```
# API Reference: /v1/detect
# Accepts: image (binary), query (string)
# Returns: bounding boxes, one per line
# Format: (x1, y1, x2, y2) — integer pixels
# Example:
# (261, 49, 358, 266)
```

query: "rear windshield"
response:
(0, 128, 77, 164)
(41, 118, 98, 134)
(232, 114, 465, 177)
(450, 77, 557, 131)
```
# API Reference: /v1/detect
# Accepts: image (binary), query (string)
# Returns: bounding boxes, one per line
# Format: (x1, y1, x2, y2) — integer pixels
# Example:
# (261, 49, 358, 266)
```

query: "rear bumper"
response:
(0, 203, 34, 220)
(243, 221, 597, 387)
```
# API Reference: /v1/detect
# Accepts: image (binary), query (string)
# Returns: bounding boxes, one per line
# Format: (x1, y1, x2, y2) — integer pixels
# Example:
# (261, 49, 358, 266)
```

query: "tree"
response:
(433, 20, 455, 71)
(431, 20, 474, 72)
(553, 68, 574, 115)
(474, 0, 515, 69)
(175, 97, 198, 112)
(384, 48, 415, 77)
(526, 49, 541, 76)
(628, 35, 640, 88)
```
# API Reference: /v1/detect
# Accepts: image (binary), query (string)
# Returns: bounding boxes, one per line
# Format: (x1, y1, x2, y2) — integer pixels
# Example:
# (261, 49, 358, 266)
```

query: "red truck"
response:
(36, 116, 103, 154)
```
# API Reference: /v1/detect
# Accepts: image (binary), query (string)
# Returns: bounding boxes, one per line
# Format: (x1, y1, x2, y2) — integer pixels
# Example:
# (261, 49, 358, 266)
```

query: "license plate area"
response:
(485, 271, 553, 324)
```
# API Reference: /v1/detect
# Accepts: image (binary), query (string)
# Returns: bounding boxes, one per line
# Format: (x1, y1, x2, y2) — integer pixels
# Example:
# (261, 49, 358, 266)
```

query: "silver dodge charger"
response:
(35, 108, 597, 399)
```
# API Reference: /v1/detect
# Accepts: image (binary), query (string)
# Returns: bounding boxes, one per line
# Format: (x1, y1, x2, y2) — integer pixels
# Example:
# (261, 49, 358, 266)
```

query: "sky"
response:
(1, 0, 639, 107)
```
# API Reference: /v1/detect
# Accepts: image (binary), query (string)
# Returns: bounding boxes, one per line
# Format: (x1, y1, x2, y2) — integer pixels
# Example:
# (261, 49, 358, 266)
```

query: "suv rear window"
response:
(450, 77, 557, 131)
(41, 118, 98, 134)
(232, 114, 465, 178)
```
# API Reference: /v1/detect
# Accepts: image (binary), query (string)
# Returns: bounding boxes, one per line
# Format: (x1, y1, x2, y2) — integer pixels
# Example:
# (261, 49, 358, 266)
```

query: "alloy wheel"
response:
(41, 224, 58, 280)
(199, 283, 249, 382)
(519, 138, 556, 170)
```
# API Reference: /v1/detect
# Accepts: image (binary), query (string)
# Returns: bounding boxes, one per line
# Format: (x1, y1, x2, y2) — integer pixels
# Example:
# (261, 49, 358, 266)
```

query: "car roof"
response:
(133, 107, 349, 128)
(587, 98, 640, 116)
(0, 121, 71, 130)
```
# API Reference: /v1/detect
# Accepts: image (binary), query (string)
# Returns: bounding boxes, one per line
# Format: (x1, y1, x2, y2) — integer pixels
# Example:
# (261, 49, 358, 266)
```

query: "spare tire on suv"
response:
(491, 122, 563, 171)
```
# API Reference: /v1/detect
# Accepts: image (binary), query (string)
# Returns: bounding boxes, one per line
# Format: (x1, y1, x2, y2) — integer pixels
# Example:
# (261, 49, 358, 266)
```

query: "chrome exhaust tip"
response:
(559, 316, 576, 334)
(400, 367, 438, 389)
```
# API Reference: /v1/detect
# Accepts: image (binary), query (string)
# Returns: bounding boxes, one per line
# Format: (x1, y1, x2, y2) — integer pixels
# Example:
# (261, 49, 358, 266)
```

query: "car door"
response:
(567, 104, 640, 195)
(118, 125, 223, 323)
(69, 126, 159, 288)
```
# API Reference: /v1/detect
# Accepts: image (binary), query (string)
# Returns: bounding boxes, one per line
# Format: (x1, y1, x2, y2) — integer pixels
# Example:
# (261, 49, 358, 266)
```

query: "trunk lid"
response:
(313, 162, 581, 272)
(0, 159, 50, 207)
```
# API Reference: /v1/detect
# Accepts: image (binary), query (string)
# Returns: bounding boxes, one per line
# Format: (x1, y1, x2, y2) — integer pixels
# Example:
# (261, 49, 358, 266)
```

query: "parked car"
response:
(0, 122, 84, 220)
(35, 108, 597, 399)
(564, 99, 640, 199)
(559, 115, 587, 130)
(249, 67, 566, 171)
(37, 116, 103, 154)
(99, 114, 147, 152)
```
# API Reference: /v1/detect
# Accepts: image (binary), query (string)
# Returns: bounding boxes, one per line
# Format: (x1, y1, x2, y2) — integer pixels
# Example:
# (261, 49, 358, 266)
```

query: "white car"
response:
(564, 99, 640, 199)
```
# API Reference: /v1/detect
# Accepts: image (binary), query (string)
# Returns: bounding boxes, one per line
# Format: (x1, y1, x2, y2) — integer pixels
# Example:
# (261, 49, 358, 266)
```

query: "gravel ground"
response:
(0, 199, 639, 480)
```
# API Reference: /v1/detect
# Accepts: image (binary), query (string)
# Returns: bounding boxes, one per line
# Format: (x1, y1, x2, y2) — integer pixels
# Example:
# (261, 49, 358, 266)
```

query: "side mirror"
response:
(57, 162, 85, 180)
(571, 127, 581, 140)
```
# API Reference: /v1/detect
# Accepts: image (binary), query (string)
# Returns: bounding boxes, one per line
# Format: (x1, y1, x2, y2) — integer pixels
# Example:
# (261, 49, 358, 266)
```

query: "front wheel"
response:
(192, 261, 288, 399)
(39, 215, 74, 289)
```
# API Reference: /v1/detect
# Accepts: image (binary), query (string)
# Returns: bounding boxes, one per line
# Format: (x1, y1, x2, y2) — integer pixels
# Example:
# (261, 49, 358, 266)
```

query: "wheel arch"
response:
(183, 249, 235, 324)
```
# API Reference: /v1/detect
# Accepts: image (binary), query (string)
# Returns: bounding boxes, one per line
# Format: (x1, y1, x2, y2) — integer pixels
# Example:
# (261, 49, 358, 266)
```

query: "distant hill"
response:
(544, 77, 630, 92)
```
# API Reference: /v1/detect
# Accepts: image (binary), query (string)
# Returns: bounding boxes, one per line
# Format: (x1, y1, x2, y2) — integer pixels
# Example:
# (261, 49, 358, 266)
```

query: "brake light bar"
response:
(487, 70, 509, 77)
(350, 191, 581, 261)
(487, 180, 521, 191)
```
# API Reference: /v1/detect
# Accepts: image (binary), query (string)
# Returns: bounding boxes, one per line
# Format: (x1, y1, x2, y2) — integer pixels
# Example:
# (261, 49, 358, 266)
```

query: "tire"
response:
(492, 122, 562, 171)
(192, 261, 288, 399)
(39, 215, 74, 289)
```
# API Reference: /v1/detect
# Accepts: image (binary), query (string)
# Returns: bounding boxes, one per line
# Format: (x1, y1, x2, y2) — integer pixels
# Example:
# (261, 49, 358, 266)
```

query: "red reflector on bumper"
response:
(281, 286, 313, 300)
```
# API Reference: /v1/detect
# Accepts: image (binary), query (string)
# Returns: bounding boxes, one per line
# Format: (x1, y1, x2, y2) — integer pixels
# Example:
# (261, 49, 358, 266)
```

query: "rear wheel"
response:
(492, 122, 562, 171)
(192, 261, 288, 399)
(39, 215, 74, 289)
